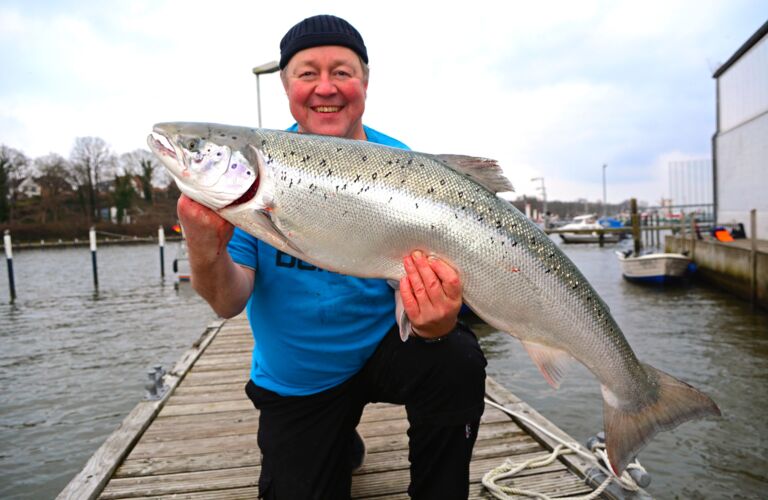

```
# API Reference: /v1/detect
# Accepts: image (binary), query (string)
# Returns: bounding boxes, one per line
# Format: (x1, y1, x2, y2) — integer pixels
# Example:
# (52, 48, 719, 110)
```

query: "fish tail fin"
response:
(602, 364, 720, 475)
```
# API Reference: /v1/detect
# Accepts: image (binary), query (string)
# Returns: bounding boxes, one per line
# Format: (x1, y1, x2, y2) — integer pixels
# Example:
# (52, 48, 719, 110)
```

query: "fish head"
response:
(148, 122, 258, 210)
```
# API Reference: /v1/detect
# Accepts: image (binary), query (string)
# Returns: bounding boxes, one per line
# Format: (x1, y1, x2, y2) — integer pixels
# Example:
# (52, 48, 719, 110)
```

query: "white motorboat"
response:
(559, 215, 622, 244)
(615, 250, 693, 283)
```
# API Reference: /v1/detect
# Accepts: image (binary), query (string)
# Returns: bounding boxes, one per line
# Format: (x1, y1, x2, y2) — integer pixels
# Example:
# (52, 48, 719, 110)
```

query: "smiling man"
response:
(177, 14, 487, 500)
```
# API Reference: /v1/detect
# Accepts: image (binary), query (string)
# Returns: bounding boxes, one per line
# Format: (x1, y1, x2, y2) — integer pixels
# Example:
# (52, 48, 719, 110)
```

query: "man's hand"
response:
(177, 194, 234, 264)
(399, 251, 463, 339)
(176, 194, 253, 318)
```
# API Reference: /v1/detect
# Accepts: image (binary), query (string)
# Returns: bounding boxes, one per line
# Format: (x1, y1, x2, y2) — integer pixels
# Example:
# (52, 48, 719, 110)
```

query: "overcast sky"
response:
(1, 0, 764, 204)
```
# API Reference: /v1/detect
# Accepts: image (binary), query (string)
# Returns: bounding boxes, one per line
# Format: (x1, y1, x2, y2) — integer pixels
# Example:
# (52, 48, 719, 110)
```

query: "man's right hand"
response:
(177, 194, 234, 264)
(176, 194, 254, 318)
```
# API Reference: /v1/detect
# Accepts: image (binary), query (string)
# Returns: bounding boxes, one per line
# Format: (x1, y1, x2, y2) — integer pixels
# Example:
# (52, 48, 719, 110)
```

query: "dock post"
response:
(4, 230, 16, 302)
(158, 226, 165, 278)
(751, 209, 757, 310)
(631, 198, 641, 255)
(89, 226, 98, 289)
(690, 216, 697, 261)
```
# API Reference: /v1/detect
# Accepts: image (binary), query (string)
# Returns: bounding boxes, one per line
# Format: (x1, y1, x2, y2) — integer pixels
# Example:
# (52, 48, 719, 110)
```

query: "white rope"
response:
(482, 398, 646, 500)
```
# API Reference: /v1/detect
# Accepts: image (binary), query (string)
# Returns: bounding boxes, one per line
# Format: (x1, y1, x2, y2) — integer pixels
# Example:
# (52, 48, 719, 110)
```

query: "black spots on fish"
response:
(335, 185, 339, 192)
(495, 220, 503, 229)
(407, 159, 413, 165)
(290, 151, 295, 156)
(327, 168, 333, 176)
(372, 172, 378, 180)
(401, 179, 406, 184)
(261, 139, 267, 147)
(477, 216, 484, 222)
(571, 282, 580, 290)
(529, 236, 537, 246)
(384, 171, 392, 178)
(544, 268, 551, 274)
(343, 210, 348, 216)
(461, 206, 466, 210)
(457, 191, 464, 198)
(323, 193, 328, 200)
(387, 160, 393, 165)
(297, 178, 301, 185)
(439, 179, 446, 186)
(431, 224, 436, 231)
(231, 136, 237, 140)
(320, 159, 327, 167)
(510, 240, 518, 247)
(342, 183, 347, 190)
(354, 174, 361, 182)
(548, 252, 555, 259)
(288, 179, 293, 188)
(426, 187, 435, 194)
(388, 196, 393, 203)
(300, 155, 310, 163)
(219, 133, 226, 137)
(415, 202, 419, 209)
(361, 155, 367, 162)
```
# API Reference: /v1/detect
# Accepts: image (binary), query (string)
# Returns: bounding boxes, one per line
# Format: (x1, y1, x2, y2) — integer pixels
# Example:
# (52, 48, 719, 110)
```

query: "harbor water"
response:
(1, 240, 766, 498)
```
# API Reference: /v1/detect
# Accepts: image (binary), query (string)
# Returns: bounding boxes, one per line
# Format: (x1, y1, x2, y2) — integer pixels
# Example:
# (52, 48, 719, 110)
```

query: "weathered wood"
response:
(69, 314, 622, 499)
(57, 320, 225, 500)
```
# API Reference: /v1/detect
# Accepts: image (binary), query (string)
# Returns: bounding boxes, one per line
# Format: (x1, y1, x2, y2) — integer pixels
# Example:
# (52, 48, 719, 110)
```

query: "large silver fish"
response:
(148, 122, 719, 474)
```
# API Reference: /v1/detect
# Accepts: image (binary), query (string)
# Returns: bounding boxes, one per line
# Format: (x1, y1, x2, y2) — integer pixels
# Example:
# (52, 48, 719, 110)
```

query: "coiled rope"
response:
(482, 398, 646, 500)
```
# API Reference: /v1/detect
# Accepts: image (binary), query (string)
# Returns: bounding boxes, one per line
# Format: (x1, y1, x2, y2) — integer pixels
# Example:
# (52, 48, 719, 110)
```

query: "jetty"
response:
(58, 315, 646, 499)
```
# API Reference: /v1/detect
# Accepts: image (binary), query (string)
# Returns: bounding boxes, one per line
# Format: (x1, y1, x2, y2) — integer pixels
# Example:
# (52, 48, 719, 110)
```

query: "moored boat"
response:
(616, 250, 693, 283)
(559, 215, 622, 244)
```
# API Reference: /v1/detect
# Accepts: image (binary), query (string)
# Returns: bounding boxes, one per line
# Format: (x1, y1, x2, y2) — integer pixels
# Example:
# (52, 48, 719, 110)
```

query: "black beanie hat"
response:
(279, 15, 368, 69)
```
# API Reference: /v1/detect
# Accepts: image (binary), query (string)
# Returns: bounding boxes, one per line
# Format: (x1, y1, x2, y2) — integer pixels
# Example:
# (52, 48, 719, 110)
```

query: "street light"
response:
(531, 177, 547, 227)
(602, 164, 607, 217)
(252, 60, 280, 128)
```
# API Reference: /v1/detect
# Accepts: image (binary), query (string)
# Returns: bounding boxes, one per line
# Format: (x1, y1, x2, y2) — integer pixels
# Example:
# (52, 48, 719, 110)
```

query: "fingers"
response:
(400, 250, 463, 338)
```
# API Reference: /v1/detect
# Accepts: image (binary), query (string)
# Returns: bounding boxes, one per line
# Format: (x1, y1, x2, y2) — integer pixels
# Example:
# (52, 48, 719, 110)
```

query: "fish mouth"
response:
(148, 131, 180, 164)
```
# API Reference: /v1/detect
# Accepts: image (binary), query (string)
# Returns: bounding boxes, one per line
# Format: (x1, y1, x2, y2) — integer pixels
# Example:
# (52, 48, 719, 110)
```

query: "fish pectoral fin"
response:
(432, 154, 515, 193)
(521, 340, 572, 389)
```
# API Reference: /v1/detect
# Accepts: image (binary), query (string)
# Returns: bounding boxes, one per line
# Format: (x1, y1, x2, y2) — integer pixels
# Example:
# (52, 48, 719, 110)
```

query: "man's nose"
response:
(314, 75, 337, 96)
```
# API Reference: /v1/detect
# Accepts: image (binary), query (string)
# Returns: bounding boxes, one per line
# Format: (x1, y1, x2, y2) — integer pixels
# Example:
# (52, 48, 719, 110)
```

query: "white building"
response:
(712, 20, 768, 238)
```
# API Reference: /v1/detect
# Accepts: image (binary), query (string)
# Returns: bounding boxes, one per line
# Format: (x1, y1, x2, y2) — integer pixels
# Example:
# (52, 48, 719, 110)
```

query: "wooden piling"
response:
(631, 198, 641, 255)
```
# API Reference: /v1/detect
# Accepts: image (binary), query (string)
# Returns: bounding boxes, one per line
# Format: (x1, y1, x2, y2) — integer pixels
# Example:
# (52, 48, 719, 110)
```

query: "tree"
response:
(70, 137, 116, 222)
(120, 149, 162, 204)
(0, 145, 29, 223)
(113, 173, 135, 224)
(34, 153, 73, 223)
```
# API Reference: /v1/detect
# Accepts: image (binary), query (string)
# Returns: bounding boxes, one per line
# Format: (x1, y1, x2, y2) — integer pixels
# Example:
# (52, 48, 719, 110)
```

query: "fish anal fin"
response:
(521, 341, 572, 389)
(602, 363, 721, 474)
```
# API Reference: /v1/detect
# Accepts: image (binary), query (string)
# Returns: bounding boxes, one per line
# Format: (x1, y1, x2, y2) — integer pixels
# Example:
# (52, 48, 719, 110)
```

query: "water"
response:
(474, 241, 768, 499)
(0, 243, 215, 499)
(1, 241, 766, 498)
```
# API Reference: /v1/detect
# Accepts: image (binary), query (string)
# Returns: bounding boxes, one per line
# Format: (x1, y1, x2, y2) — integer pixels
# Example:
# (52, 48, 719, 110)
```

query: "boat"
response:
(615, 250, 693, 283)
(558, 215, 623, 244)
(172, 239, 191, 283)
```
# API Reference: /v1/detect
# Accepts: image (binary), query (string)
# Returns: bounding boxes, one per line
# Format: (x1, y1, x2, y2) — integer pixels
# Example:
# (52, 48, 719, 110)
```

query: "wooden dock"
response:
(58, 315, 627, 499)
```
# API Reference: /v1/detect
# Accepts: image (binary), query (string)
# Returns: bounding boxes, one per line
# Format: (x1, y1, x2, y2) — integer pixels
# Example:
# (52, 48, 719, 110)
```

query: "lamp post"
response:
(531, 177, 547, 228)
(602, 164, 607, 217)
(252, 60, 280, 128)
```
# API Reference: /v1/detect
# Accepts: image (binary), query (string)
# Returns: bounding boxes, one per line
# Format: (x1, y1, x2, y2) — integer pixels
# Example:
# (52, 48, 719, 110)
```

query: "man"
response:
(177, 14, 487, 499)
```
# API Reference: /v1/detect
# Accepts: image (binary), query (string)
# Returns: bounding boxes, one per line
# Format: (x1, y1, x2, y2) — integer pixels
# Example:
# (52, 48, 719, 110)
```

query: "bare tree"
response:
(70, 137, 116, 222)
(0, 145, 29, 223)
(34, 153, 73, 223)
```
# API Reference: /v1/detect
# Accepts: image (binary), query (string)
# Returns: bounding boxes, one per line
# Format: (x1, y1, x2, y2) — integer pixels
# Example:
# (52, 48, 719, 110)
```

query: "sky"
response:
(0, 0, 765, 205)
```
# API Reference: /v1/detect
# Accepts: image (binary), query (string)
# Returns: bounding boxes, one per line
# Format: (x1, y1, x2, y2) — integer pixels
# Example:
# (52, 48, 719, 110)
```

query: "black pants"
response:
(245, 322, 487, 500)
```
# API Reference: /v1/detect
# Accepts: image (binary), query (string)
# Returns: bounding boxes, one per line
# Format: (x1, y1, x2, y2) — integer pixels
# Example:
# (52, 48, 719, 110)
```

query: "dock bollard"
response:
(89, 226, 98, 288)
(4, 230, 16, 302)
(145, 365, 168, 400)
(158, 225, 165, 278)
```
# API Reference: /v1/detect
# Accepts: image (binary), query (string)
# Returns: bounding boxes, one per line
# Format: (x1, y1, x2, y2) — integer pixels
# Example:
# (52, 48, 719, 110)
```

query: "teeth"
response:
(314, 106, 341, 113)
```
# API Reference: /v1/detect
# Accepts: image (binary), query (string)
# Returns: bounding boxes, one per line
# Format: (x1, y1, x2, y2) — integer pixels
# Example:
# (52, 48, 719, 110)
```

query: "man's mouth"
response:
(312, 106, 342, 113)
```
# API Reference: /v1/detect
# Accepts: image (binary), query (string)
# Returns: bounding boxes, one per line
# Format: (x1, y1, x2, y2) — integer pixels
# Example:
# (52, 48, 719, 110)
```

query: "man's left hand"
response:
(400, 251, 463, 339)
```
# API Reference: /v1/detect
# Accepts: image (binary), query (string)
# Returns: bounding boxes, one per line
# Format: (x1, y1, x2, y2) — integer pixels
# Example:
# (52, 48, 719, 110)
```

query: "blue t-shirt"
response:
(228, 125, 409, 396)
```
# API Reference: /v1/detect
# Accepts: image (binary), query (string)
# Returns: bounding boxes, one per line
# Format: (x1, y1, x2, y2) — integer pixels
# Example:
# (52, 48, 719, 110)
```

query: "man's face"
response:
(282, 46, 368, 140)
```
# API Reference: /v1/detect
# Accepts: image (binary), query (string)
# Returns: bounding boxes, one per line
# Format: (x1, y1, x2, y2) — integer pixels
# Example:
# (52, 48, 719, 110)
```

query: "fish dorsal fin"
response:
(433, 154, 515, 194)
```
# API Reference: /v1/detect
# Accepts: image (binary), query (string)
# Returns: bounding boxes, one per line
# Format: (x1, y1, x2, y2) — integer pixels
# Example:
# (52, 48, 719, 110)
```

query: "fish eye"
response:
(187, 139, 198, 150)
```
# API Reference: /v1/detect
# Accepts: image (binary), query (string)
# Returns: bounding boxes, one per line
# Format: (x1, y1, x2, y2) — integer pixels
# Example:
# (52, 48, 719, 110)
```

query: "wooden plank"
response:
(57, 319, 226, 500)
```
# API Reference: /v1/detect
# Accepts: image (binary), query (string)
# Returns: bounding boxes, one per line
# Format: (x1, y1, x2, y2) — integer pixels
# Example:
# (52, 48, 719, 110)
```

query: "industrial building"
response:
(712, 20, 768, 238)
